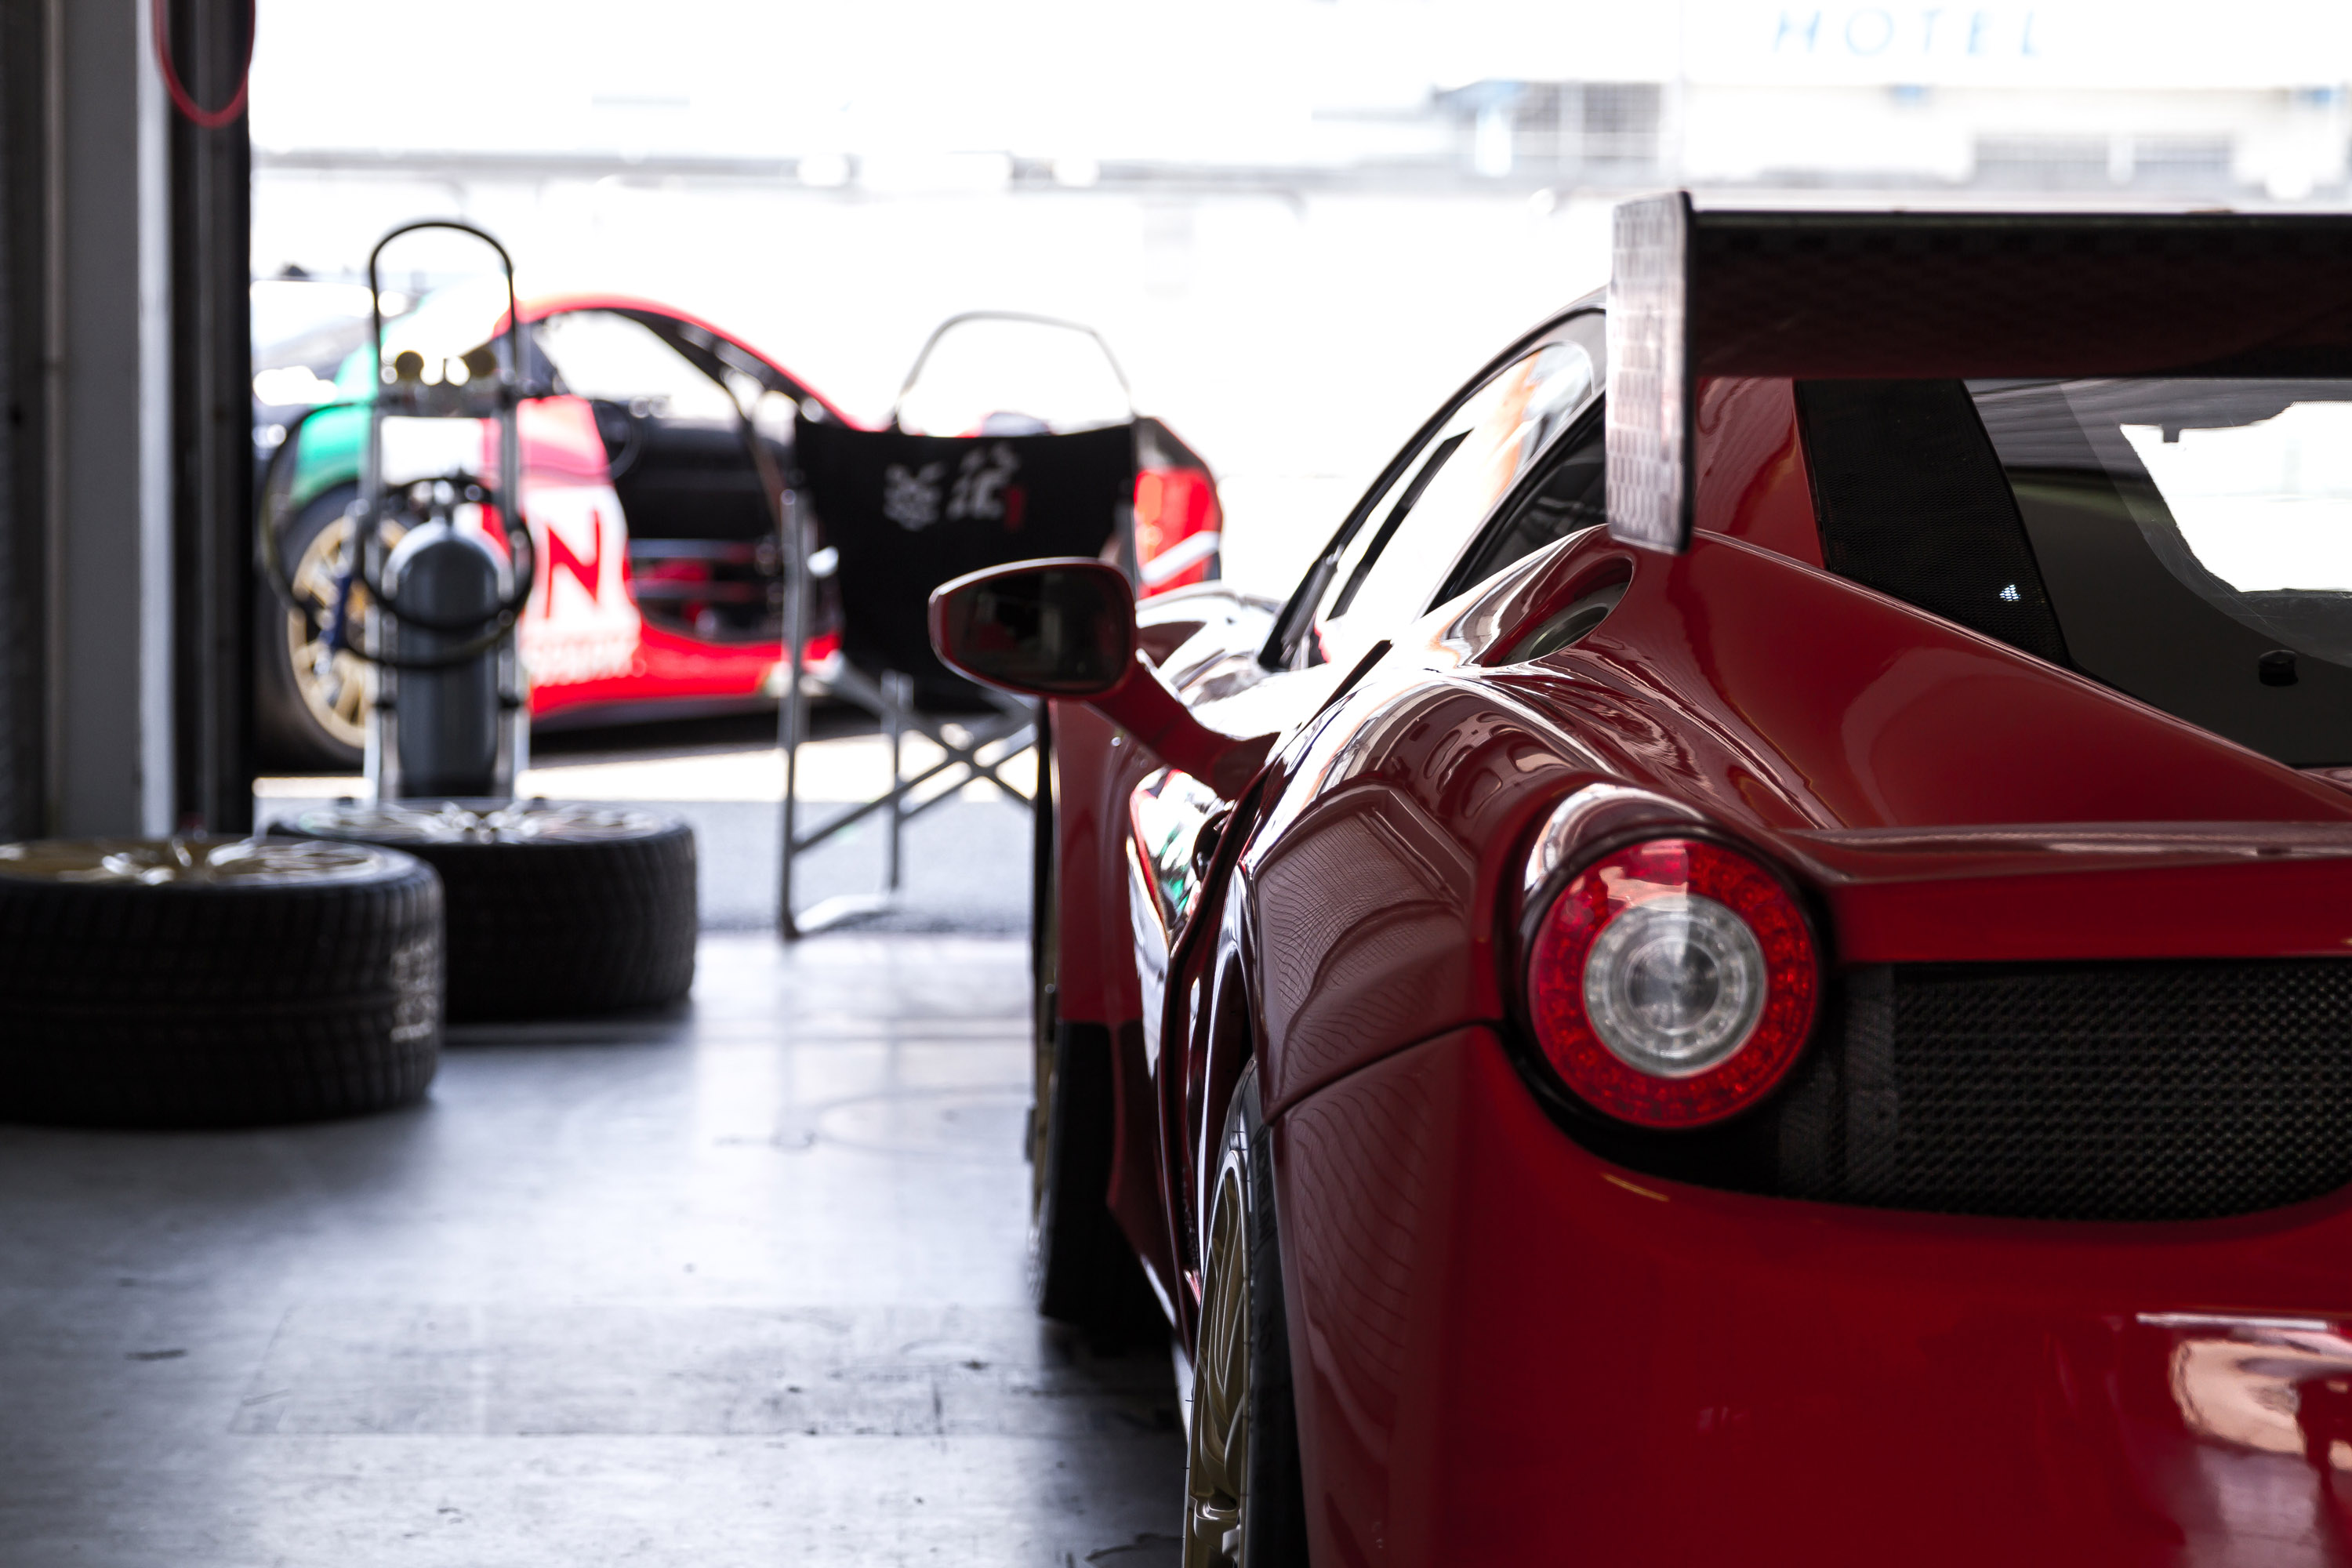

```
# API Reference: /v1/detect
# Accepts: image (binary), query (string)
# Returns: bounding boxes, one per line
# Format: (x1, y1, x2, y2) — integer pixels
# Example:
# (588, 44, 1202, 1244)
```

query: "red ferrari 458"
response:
(931, 198, 2352, 1563)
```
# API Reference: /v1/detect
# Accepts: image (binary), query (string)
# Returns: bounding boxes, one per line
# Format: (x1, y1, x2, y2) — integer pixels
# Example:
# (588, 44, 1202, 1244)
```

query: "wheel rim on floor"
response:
(0, 835, 405, 885)
(1185, 1159, 1251, 1568)
(285, 800, 670, 844)
(283, 512, 399, 753)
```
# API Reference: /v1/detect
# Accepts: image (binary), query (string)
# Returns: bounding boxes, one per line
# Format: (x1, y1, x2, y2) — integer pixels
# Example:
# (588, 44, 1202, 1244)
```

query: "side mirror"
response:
(927, 559, 1135, 699)
(928, 556, 1276, 800)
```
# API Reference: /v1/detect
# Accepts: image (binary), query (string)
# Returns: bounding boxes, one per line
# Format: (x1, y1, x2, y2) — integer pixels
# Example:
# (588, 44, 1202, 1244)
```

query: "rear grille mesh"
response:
(1843, 960, 2352, 1221)
(1528, 957, 2352, 1223)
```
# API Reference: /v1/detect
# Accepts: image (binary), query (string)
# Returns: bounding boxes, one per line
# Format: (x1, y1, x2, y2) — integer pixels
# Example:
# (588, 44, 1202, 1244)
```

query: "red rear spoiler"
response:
(1606, 192, 2352, 554)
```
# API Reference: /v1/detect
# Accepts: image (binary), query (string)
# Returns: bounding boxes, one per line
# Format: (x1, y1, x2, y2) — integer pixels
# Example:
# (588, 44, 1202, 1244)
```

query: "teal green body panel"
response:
(288, 405, 365, 509)
(285, 348, 379, 510)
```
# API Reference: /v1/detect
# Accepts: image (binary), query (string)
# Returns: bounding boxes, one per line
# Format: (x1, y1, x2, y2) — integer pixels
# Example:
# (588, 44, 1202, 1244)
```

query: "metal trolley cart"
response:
(256, 221, 696, 1024)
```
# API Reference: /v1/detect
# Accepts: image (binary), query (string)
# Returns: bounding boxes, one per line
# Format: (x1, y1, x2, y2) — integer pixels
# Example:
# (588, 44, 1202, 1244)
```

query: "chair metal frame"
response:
(775, 485, 1040, 938)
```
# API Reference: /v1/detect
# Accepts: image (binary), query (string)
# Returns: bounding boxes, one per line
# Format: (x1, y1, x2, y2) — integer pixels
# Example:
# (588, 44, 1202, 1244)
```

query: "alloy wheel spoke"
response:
(1184, 1164, 1251, 1568)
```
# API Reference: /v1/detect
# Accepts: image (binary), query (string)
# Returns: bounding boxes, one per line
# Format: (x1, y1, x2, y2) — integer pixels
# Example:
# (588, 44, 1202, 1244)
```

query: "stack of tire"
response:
(0, 803, 694, 1130)
(272, 800, 696, 1024)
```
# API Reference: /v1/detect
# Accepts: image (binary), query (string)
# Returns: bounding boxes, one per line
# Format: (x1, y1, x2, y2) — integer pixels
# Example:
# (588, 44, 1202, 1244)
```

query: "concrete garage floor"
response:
(0, 935, 1183, 1566)
(258, 710, 1039, 934)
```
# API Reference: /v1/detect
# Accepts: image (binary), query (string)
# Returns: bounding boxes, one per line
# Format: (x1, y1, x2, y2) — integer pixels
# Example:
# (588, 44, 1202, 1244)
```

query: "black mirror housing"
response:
(927, 558, 1137, 699)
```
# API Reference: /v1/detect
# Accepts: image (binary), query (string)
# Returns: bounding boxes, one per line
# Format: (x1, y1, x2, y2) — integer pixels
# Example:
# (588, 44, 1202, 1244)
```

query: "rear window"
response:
(1798, 377, 2352, 767)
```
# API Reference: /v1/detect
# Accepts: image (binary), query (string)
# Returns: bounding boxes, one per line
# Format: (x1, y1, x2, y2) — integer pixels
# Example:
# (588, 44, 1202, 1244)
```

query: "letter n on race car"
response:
(520, 484, 641, 687)
(546, 510, 604, 615)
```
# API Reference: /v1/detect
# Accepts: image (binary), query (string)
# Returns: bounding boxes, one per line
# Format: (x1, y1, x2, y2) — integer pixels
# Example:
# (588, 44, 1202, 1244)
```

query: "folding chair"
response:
(779, 415, 1134, 936)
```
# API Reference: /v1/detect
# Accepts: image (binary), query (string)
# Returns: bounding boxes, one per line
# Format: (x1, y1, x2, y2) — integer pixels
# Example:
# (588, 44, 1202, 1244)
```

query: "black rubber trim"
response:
(1795, 379, 2071, 666)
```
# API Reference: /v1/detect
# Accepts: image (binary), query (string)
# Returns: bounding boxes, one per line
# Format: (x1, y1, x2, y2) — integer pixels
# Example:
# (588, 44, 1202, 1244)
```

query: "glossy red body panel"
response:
(1693, 375, 1822, 565)
(1486, 533, 2352, 964)
(1134, 466, 1223, 593)
(528, 619, 782, 720)
(1047, 698, 1178, 1298)
(1039, 354, 2352, 1558)
(1048, 699, 1152, 1034)
(1283, 1024, 2352, 1566)
(1057, 583, 1279, 1033)
(1236, 670, 1541, 1116)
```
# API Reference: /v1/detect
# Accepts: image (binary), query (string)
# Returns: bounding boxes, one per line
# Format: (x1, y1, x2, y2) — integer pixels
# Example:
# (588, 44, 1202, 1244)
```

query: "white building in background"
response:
(1429, 0, 2352, 198)
(250, 0, 2352, 198)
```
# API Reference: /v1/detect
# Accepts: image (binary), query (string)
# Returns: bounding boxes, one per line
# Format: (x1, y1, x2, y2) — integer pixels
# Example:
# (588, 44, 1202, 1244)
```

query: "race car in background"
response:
(252, 287, 1224, 769)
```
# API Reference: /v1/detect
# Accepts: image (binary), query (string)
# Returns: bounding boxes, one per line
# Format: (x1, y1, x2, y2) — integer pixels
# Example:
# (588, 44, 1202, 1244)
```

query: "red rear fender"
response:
(1047, 699, 1152, 1031)
(1492, 532, 2352, 835)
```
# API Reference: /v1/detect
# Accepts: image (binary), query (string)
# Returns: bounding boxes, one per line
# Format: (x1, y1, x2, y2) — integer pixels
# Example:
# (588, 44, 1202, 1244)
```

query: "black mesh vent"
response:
(1849, 960, 2352, 1221)
(1795, 379, 2071, 667)
(1515, 958, 2352, 1223)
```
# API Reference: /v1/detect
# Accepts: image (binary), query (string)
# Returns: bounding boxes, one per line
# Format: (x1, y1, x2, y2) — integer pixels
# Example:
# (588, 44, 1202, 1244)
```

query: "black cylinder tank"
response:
(387, 521, 503, 797)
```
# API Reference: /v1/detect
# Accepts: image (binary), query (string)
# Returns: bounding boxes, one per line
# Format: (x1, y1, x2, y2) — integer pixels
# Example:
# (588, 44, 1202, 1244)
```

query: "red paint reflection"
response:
(2146, 1312, 2352, 1561)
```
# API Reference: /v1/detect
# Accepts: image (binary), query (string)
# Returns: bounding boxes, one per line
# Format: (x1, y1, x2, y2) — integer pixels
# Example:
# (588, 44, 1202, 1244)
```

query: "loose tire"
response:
(1029, 717, 1160, 1338)
(256, 481, 372, 773)
(1184, 1062, 1309, 1568)
(278, 800, 696, 1023)
(0, 837, 443, 1127)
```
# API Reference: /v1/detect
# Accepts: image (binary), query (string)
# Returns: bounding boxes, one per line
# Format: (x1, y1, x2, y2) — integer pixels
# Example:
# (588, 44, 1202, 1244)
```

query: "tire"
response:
(1185, 1062, 1310, 1568)
(0, 836, 442, 1127)
(1033, 1018, 1163, 1337)
(277, 800, 696, 1023)
(256, 481, 368, 773)
(1029, 713, 1160, 1339)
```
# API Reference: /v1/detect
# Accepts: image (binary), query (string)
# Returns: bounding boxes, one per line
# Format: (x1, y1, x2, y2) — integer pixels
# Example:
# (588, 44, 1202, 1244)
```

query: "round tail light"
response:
(1525, 837, 1818, 1128)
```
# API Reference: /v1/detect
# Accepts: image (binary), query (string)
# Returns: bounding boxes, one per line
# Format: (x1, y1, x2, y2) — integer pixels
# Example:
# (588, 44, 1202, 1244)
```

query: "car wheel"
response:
(0, 836, 442, 1127)
(1185, 1061, 1309, 1568)
(1033, 1015, 1158, 1330)
(277, 800, 696, 1024)
(255, 482, 385, 774)
(1029, 717, 1160, 1336)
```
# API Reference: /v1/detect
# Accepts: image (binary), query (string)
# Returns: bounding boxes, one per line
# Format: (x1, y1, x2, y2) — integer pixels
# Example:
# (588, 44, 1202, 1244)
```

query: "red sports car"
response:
(931, 199, 2352, 1563)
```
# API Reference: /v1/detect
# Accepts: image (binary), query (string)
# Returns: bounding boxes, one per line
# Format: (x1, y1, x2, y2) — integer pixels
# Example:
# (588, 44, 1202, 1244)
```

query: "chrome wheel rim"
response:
(289, 800, 666, 844)
(0, 836, 401, 886)
(285, 513, 399, 752)
(1184, 1160, 1250, 1567)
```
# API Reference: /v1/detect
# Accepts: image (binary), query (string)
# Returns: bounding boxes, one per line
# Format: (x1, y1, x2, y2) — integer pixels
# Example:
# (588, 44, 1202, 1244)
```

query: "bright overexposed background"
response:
(249, 0, 2352, 597)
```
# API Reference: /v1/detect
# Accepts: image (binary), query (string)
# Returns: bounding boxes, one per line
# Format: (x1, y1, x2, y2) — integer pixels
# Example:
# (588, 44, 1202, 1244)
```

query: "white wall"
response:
(54, 0, 176, 836)
(1683, 82, 2350, 192)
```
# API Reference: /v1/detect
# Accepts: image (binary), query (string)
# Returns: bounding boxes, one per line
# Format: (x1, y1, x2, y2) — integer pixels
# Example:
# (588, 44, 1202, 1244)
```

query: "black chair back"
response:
(792, 418, 1134, 701)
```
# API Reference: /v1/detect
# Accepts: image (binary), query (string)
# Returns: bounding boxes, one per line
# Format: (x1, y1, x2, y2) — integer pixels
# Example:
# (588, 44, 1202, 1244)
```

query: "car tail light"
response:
(1133, 466, 1221, 595)
(1526, 837, 1817, 1128)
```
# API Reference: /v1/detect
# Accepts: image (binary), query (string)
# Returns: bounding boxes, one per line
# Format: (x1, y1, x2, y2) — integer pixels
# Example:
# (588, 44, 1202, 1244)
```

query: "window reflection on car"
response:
(1305, 315, 1605, 670)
